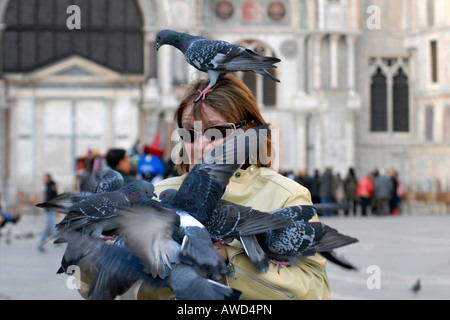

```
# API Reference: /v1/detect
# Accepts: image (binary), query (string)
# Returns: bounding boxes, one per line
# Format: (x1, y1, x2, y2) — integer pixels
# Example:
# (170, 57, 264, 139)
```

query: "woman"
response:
(139, 74, 330, 300)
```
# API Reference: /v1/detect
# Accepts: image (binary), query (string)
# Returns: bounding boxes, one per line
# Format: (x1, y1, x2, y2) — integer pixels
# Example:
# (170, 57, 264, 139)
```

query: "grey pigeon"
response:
(411, 278, 421, 293)
(255, 205, 359, 273)
(37, 180, 156, 241)
(156, 29, 281, 101)
(37, 168, 124, 214)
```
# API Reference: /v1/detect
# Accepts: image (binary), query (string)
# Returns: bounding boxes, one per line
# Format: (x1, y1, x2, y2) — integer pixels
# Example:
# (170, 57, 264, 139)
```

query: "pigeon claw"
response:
(100, 235, 116, 242)
(194, 86, 213, 102)
(270, 259, 290, 274)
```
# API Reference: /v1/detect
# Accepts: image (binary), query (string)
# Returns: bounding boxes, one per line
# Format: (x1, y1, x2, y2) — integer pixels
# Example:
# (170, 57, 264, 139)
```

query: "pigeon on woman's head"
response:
(156, 29, 280, 101)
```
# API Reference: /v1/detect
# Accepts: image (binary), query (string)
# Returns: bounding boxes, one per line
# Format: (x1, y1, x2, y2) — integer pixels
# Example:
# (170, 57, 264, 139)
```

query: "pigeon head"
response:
(156, 29, 197, 53)
(122, 180, 156, 205)
(159, 189, 178, 203)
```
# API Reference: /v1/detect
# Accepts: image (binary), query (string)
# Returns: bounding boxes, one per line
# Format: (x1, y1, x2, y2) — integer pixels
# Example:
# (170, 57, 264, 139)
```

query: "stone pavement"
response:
(322, 213, 450, 300)
(0, 212, 82, 300)
(0, 210, 449, 300)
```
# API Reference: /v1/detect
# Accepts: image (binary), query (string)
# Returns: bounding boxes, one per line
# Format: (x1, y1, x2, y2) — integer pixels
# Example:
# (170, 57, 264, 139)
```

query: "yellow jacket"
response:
(138, 165, 330, 300)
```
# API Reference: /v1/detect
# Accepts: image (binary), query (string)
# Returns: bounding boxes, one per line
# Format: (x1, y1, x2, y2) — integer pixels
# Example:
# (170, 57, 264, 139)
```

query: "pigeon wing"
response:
(88, 236, 157, 300)
(93, 168, 124, 193)
(117, 206, 179, 279)
(67, 192, 130, 219)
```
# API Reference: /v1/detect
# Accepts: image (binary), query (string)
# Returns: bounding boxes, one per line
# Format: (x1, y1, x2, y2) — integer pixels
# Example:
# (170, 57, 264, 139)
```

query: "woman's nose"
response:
(198, 134, 212, 152)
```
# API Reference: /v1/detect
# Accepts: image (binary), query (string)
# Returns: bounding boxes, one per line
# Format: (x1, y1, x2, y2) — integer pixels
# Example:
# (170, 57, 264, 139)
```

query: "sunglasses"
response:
(177, 121, 247, 143)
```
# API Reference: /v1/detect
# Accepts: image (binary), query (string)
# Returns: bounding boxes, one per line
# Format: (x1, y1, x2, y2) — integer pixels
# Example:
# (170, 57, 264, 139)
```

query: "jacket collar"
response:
(230, 164, 259, 183)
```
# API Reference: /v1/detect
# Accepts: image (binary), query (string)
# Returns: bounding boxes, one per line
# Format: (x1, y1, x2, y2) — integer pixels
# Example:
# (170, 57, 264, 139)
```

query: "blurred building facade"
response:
(0, 0, 449, 206)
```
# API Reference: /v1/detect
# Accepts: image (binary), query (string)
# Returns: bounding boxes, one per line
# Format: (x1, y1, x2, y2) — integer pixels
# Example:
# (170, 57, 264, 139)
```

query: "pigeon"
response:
(156, 29, 281, 101)
(410, 278, 421, 294)
(254, 205, 359, 273)
(37, 168, 125, 214)
(37, 180, 156, 241)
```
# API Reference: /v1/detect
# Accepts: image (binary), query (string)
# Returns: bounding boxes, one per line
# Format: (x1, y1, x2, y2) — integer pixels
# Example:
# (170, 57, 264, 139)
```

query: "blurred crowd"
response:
(281, 167, 404, 217)
(75, 133, 178, 192)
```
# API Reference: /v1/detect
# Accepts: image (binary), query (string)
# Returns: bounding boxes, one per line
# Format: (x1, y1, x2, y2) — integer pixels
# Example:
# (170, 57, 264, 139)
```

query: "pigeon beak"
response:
(152, 192, 157, 198)
(156, 43, 160, 51)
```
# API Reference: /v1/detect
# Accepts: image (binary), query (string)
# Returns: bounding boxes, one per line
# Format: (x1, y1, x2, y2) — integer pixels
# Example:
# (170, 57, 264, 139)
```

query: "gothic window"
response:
(370, 67, 387, 132)
(2, 0, 144, 74)
(370, 59, 410, 134)
(393, 68, 409, 132)
(430, 40, 438, 83)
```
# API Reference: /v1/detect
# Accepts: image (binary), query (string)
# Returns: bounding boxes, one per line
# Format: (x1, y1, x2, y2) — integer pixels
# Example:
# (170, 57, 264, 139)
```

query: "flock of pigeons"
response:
(36, 30, 359, 300)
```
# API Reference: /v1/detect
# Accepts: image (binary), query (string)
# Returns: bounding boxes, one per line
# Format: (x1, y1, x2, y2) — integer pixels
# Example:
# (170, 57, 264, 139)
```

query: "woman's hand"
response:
(214, 240, 228, 261)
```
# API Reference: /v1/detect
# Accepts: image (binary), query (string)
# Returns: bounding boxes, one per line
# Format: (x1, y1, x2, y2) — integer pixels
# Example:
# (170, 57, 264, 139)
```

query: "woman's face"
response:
(180, 102, 230, 168)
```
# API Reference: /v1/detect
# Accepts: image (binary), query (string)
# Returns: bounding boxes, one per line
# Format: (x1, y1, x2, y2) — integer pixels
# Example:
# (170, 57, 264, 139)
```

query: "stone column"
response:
(329, 34, 340, 89)
(296, 113, 308, 172)
(345, 110, 356, 168)
(297, 34, 306, 94)
(309, 34, 323, 92)
(346, 35, 356, 91)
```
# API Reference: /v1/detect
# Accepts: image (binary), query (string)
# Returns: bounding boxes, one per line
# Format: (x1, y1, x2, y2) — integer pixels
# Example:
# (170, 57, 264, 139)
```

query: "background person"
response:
(38, 173, 58, 252)
(105, 148, 136, 186)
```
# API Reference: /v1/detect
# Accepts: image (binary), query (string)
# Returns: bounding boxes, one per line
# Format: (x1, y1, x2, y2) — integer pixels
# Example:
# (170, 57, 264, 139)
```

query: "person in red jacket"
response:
(356, 172, 374, 216)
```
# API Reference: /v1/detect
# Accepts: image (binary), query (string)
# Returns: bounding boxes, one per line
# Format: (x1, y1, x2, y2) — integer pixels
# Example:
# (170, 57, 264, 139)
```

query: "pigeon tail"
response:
(36, 191, 93, 213)
(253, 69, 280, 83)
(240, 235, 270, 273)
(320, 251, 359, 271)
(314, 224, 359, 253)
